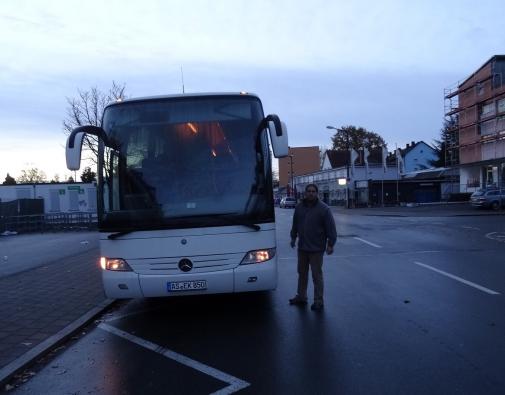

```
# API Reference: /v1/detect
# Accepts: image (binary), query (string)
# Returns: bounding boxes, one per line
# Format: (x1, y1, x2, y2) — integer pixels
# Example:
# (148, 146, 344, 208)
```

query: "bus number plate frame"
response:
(167, 280, 207, 292)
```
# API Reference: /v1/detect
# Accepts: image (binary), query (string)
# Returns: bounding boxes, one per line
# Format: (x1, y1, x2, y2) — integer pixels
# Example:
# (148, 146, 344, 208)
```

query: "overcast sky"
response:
(1, 0, 504, 180)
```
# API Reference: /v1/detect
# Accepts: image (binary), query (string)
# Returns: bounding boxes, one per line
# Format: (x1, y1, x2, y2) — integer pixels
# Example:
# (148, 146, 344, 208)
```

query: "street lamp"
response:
(288, 154, 294, 197)
(326, 125, 350, 208)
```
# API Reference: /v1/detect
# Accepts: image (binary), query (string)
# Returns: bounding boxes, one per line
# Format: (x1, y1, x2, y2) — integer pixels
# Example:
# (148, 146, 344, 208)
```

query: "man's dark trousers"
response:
(297, 250, 324, 304)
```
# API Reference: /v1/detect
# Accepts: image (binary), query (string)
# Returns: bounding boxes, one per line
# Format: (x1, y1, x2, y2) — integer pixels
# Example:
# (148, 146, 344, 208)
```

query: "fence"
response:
(0, 212, 97, 234)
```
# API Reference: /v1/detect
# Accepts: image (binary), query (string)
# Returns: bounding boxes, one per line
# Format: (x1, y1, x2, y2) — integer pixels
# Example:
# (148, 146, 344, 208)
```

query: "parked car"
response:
(470, 188, 505, 210)
(280, 197, 297, 208)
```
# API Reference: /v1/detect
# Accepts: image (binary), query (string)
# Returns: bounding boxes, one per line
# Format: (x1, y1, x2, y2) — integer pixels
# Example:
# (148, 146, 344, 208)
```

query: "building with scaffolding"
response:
(444, 55, 505, 191)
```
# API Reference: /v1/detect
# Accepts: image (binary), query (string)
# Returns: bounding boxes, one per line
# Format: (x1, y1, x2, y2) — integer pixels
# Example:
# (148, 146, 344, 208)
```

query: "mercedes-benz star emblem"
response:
(178, 258, 193, 272)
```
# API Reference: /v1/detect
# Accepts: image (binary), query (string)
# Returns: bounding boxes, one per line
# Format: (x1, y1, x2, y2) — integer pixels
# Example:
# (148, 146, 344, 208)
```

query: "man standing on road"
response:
(289, 183, 337, 311)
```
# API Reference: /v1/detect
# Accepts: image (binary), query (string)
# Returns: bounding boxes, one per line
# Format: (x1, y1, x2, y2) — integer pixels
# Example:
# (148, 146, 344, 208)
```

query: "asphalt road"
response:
(9, 208, 505, 394)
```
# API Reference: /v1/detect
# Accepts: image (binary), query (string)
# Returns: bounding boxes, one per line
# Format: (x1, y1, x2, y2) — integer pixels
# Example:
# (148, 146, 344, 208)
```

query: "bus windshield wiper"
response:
(108, 230, 134, 239)
(107, 225, 168, 239)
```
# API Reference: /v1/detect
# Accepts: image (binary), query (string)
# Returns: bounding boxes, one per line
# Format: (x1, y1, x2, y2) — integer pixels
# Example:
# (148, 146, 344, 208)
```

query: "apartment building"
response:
(278, 146, 320, 193)
(445, 55, 505, 191)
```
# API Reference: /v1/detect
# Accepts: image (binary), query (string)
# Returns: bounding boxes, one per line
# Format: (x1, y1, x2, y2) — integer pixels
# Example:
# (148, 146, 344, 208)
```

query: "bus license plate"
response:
(167, 280, 207, 292)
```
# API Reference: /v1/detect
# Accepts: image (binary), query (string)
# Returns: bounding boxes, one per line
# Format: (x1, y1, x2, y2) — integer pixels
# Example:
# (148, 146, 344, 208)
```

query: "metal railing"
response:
(0, 212, 97, 234)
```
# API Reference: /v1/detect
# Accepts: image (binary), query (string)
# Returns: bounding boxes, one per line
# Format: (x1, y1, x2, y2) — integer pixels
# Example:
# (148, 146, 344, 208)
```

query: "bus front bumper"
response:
(102, 261, 277, 299)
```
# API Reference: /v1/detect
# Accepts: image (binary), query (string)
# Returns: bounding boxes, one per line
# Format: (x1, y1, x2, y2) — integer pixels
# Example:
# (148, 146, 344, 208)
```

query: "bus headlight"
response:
(100, 257, 133, 271)
(240, 248, 276, 265)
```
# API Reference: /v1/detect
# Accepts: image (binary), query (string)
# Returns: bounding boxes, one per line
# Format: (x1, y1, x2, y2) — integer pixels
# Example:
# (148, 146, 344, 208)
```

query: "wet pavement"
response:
(332, 202, 505, 217)
(1, 205, 505, 393)
(0, 232, 110, 388)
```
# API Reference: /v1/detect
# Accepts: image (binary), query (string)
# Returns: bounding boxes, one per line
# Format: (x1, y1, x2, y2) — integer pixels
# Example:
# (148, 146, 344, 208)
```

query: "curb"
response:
(0, 299, 116, 388)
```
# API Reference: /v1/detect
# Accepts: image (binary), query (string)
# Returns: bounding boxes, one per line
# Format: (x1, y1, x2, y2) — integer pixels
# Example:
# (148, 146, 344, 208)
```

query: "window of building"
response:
(87, 189, 97, 212)
(480, 102, 495, 119)
(476, 83, 484, 96)
(497, 116, 505, 133)
(49, 189, 61, 212)
(498, 98, 505, 114)
(68, 190, 79, 211)
(480, 119, 496, 136)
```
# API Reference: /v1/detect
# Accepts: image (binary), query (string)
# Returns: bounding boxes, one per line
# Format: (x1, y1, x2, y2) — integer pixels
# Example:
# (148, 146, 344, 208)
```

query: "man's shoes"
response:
(289, 296, 308, 305)
(311, 302, 324, 311)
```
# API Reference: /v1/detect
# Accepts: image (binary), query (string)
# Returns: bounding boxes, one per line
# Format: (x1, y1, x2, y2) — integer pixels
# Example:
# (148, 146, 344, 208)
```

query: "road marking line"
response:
(102, 309, 158, 323)
(353, 237, 382, 248)
(486, 232, 505, 243)
(413, 261, 500, 295)
(462, 226, 480, 230)
(99, 323, 250, 394)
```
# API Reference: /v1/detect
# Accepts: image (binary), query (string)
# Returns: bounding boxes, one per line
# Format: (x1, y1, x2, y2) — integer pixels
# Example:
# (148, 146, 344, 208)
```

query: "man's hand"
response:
(290, 239, 296, 248)
(326, 245, 334, 255)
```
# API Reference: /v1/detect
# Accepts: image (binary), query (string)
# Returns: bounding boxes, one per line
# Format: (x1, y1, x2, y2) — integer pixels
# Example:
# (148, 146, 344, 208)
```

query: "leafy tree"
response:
(63, 81, 127, 170)
(80, 166, 97, 183)
(17, 168, 47, 183)
(330, 125, 386, 151)
(67, 176, 75, 183)
(2, 173, 16, 185)
(50, 174, 60, 183)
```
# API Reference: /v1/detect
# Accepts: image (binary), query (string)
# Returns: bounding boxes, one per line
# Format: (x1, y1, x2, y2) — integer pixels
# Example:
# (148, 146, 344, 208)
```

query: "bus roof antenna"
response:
(181, 66, 185, 94)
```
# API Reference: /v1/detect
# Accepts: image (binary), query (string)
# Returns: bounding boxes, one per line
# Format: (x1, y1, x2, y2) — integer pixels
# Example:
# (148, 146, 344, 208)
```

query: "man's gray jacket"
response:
(290, 198, 337, 253)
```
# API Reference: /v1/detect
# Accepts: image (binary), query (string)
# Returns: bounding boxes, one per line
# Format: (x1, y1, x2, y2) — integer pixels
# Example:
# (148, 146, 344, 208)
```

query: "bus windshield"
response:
(99, 96, 274, 231)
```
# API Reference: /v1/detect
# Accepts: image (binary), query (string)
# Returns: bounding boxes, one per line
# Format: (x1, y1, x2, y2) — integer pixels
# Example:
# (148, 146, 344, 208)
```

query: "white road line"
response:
(462, 226, 480, 230)
(102, 309, 159, 323)
(353, 237, 382, 248)
(99, 323, 250, 394)
(413, 261, 501, 295)
(486, 232, 505, 243)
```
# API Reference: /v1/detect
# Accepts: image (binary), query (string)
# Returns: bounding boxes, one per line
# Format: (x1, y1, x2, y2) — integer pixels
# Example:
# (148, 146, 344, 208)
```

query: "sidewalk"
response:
(0, 244, 113, 388)
(331, 202, 505, 217)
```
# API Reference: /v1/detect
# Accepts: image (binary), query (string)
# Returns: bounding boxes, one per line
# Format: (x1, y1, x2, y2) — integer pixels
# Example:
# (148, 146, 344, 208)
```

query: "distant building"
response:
(444, 55, 505, 191)
(0, 182, 97, 214)
(395, 141, 437, 172)
(278, 146, 320, 195)
(298, 144, 443, 206)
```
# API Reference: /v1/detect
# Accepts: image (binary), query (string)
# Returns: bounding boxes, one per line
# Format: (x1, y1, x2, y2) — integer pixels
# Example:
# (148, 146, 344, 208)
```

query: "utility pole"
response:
(288, 154, 294, 197)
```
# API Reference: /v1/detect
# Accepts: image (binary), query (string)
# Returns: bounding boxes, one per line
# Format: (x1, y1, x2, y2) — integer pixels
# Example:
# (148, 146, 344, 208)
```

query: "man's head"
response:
(304, 184, 319, 202)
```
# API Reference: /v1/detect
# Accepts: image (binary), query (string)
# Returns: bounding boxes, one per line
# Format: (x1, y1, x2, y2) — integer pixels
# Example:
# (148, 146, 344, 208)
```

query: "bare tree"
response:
(63, 81, 127, 167)
(17, 168, 47, 183)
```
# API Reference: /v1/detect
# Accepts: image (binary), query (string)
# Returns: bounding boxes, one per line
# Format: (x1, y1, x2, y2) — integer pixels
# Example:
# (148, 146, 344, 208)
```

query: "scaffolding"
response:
(443, 56, 505, 188)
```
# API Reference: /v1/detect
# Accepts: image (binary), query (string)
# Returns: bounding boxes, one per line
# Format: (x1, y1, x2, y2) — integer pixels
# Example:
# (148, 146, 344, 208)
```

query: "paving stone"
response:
(0, 246, 105, 371)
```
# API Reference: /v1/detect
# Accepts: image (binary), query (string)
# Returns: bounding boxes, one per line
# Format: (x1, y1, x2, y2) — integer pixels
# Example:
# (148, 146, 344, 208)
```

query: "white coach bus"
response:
(66, 92, 288, 298)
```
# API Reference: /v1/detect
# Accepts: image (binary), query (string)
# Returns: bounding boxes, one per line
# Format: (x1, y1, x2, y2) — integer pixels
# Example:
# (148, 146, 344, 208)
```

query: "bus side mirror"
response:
(265, 114, 288, 158)
(65, 125, 114, 170)
(66, 132, 85, 170)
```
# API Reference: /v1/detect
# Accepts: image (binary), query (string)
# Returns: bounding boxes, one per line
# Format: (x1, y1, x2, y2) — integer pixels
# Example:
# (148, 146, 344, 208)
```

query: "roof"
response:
(325, 150, 348, 168)
(397, 141, 435, 157)
(402, 167, 457, 180)
(107, 92, 260, 107)
(459, 55, 505, 88)
(325, 148, 394, 168)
